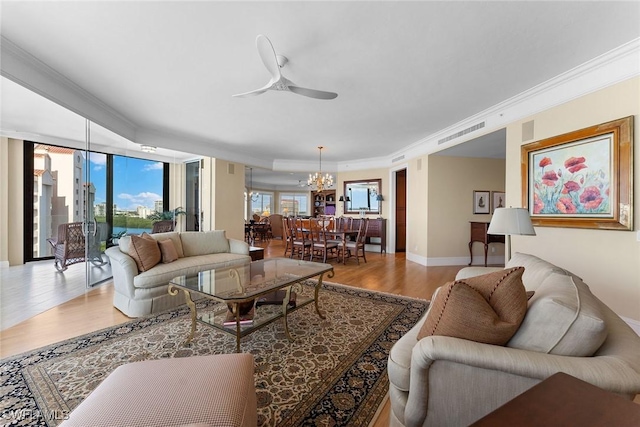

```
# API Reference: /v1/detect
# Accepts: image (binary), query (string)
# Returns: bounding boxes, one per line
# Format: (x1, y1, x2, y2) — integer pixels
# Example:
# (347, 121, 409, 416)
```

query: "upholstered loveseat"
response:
(388, 252, 640, 427)
(105, 230, 250, 317)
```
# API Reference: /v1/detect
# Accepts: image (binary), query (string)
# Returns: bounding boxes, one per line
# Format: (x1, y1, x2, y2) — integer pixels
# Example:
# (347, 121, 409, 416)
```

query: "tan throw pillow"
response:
(417, 267, 527, 345)
(128, 234, 161, 272)
(158, 239, 179, 263)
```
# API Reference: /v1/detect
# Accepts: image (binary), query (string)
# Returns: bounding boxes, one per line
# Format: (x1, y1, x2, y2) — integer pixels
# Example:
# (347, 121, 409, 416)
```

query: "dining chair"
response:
(341, 218, 369, 264)
(310, 218, 339, 263)
(290, 217, 312, 260)
(282, 217, 293, 257)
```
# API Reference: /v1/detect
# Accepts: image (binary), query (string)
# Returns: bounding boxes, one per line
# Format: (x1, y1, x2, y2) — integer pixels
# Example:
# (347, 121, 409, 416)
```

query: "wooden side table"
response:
(471, 372, 640, 426)
(468, 221, 505, 266)
(249, 246, 264, 261)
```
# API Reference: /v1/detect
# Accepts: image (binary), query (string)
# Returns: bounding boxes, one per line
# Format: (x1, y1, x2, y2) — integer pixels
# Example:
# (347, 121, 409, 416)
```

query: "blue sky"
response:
(89, 153, 163, 210)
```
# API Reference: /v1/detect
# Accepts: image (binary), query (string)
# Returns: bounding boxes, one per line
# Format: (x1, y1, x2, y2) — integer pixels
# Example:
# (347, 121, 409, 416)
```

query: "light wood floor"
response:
(0, 255, 112, 330)
(1, 238, 637, 425)
(0, 240, 457, 358)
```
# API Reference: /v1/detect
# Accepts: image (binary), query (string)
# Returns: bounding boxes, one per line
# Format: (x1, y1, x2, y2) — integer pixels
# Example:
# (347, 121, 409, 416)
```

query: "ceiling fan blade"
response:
(232, 80, 273, 98)
(288, 85, 338, 100)
(256, 34, 281, 81)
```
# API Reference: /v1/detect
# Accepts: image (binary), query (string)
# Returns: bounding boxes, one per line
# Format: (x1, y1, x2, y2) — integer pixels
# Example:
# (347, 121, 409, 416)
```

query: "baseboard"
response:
(621, 316, 640, 336)
(426, 255, 505, 267)
(404, 254, 506, 267)
(406, 252, 428, 266)
(0, 260, 9, 269)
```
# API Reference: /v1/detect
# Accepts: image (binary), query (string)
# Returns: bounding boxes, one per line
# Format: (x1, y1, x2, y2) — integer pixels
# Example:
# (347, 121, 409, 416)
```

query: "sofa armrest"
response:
(400, 335, 640, 427)
(455, 266, 504, 280)
(229, 238, 249, 255)
(105, 246, 138, 298)
(412, 335, 640, 395)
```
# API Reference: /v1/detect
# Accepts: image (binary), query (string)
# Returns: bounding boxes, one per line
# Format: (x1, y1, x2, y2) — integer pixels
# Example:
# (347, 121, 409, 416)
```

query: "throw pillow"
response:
(158, 239, 179, 263)
(417, 267, 528, 346)
(128, 234, 161, 272)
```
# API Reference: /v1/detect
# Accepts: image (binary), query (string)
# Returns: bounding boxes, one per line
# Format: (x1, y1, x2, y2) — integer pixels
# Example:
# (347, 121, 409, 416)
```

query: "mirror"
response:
(343, 179, 382, 215)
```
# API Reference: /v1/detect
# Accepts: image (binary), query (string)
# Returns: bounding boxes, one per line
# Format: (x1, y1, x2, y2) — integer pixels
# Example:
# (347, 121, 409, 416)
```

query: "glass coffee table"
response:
(168, 257, 334, 352)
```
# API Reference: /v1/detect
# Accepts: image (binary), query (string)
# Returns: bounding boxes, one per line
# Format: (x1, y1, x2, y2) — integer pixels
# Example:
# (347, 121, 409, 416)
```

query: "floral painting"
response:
(530, 134, 613, 217)
(521, 116, 633, 231)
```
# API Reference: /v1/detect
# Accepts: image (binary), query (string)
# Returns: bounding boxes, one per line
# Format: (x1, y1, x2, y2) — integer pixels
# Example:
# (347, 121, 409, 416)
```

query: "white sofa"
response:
(388, 252, 640, 427)
(105, 230, 250, 317)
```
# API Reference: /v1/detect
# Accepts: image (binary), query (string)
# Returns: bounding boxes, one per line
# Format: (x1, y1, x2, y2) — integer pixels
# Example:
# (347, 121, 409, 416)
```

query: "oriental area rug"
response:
(1, 282, 428, 427)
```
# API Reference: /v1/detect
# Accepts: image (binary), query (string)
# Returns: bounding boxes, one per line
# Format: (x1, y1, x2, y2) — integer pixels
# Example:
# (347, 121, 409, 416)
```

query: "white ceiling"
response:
(1, 1, 639, 189)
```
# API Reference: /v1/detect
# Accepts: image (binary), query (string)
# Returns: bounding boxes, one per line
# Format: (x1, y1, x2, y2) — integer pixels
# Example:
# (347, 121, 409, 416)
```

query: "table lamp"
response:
(487, 207, 536, 261)
(376, 194, 384, 218)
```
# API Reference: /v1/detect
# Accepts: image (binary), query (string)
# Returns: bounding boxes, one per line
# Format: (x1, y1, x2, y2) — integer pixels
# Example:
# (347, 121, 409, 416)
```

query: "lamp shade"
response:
(376, 194, 384, 201)
(488, 208, 536, 236)
(339, 196, 344, 202)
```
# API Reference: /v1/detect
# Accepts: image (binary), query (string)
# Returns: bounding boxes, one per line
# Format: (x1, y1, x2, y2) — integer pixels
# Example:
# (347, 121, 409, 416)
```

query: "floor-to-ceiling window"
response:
(25, 143, 168, 264)
(279, 192, 309, 217)
(250, 192, 273, 217)
(112, 155, 167, 236)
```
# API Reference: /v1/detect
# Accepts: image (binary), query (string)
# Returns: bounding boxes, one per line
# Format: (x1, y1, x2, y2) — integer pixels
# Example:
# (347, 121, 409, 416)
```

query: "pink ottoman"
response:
(61, 354, 256, 427)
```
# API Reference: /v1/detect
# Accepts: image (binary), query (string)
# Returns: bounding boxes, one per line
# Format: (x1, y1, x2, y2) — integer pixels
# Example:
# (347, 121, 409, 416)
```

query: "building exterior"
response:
(32, 145, 85, 257)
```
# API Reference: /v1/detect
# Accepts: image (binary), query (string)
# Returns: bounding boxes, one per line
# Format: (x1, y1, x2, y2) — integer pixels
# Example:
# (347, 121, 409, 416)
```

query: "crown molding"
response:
(382, 38, 640, 167)
(0, 36, 138, 142)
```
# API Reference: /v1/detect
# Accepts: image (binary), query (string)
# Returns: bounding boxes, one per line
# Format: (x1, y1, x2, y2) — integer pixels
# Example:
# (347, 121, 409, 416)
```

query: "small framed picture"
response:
(492, 191, 506, 213)
(473, 190, 490, 214)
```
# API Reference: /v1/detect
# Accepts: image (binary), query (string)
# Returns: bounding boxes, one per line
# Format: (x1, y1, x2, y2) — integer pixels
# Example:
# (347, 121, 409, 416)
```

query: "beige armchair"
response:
(388, 253, 640, 426)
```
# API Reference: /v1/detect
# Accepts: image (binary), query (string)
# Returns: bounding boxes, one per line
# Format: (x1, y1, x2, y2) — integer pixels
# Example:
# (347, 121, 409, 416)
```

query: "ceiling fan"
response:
(232, 35, 338, 100)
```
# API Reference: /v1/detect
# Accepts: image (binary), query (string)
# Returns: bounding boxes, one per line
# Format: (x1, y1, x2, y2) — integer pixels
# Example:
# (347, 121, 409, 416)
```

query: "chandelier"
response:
(307, 146, 334, 193)
(247, 167, 259, 202)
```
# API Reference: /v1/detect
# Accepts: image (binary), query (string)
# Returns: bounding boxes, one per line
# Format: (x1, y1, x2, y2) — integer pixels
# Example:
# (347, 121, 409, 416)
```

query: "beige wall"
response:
(427, 156, 506, 264)
(0, 138, 25, 266)
(405, 156, 428, 261)
(506, 77, 640, 321)
(337, 168, 389, 218)
(200, 158, 244, 240)
(213, 159, 244, 241)
(0, 138, 10, 267)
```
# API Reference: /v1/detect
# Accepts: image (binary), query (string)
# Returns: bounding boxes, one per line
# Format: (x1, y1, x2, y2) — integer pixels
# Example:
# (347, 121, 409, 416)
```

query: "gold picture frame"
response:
(521, 116, 633, 230)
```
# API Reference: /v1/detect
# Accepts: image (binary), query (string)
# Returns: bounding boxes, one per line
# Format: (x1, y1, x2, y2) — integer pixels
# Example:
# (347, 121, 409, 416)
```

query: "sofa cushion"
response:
(417, 267, 527, 345)
(128, 235, 162, 272)
(133, 253, 250, 289)
(506, 252, 570, 292)
(158, 239, 179, 263)
(507, 272, 607, 356)
(180, 231, 230, 257)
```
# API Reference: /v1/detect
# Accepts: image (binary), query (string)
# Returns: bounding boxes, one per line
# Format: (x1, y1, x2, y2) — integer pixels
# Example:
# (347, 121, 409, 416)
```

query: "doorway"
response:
(395, 168, 407, 252)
